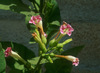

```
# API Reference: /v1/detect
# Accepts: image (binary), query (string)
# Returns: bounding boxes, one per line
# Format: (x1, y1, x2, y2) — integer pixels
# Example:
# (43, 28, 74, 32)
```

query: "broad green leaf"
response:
(45, 46, 84, 73)
(1, 42, 35, 72)
(0, 43, 6, 73)
(0, 0, 36, 24)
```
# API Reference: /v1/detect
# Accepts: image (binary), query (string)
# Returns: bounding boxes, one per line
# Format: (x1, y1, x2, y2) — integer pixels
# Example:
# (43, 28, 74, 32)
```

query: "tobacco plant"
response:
(0, 0, 84, 73)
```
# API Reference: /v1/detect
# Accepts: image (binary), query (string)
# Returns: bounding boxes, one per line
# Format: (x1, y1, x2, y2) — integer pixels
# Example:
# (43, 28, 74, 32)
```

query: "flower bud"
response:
(57, 43, 63, 49)
(32, 32, 41, 43)
(39, 42, 47, 53)
(46, 56, 53, 63)
(41, 34, 47, 44)
(50, 53, 55, 57)
(51, 47, 57, 50)
(35, 29, 40, 37)
(62, 38, 72, 45)
(57, 48, 64, 52)
(49, 39, 58, 47)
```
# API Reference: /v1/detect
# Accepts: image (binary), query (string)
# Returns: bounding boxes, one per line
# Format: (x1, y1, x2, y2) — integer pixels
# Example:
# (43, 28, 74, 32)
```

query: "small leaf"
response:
(50, 21, 60, 26)
(29, 37, 36, 44)
(27, 57, 57, 68)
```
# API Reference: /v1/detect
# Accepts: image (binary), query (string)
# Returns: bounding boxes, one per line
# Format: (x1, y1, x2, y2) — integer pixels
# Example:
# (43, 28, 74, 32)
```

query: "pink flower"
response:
(55, 55, 79, 66)
(60, 21, 74, 36)
(29, 15, 42, 25)
(65, 55, 79, 66)
(4, 47, 12, 57)
(4, 47, 27, 64)
(72, 58, 79, 66)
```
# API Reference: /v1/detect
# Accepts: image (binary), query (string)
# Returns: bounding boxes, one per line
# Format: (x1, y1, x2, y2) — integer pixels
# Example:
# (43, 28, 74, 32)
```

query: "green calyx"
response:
(57, 43, 63, 49)
(49, 39, 58, 47)
(50, 53, 55, 57)
(41, 34, 47, 44)
(39, 42, 47, 53)
(57, 48, 64, 52)
(46, 56, 53, 63)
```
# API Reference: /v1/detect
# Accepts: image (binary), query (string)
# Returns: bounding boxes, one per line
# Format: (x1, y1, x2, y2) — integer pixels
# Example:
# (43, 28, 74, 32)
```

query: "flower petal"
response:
(4, 47, 12, 57)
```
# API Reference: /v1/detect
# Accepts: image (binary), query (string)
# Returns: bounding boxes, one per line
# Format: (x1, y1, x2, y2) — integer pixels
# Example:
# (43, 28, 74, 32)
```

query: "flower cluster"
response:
(4, 15, 79, 69)
(28, 15, 79, 66)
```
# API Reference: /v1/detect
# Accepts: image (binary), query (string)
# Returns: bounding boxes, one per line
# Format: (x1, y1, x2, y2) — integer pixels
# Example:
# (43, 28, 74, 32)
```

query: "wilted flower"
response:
(60, 21, 74, 36)
(55, 55, 79, 66)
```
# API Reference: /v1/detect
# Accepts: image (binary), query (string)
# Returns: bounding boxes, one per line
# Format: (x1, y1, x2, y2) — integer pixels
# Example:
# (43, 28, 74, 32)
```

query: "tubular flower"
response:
(55, 55, 79, 66)
(4, 47, 27, 64)
(60, 21, 74, 36)
(4, 47, 12, 57)
(29, 15, 42, 25)
(29, 15, 45, 35)
(29, 15, 42, 28)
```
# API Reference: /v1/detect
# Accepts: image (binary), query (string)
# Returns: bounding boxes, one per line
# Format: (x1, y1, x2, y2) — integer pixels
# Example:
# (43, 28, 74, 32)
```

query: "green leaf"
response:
(0, 43, 6, 73)
(1, 42, 35, 72)
(45, 46, 84, 73)
(29, 37, 36, 44)
(27, 57, 57, 68)
(0, 0, 36, 24)
(41, 0, 61, 41)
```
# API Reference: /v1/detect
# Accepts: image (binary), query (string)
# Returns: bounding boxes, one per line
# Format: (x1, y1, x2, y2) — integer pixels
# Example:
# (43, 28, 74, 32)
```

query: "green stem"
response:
(56, 34, 64, 42)
(34, 56, 42, 73)
(10, 51, 34, 72)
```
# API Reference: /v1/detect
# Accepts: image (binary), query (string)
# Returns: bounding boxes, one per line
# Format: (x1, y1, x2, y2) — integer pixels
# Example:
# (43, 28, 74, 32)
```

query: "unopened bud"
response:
(46, 56, 53, 63)
(50, 53, 55, 57)
(57, 48, 64, 52)
(49, 39, 58, 47)
(39, 42, 47, 53)
(62, 38, 72, 45)
(57, 43, 63, 49)
(41, 35, 47, 44)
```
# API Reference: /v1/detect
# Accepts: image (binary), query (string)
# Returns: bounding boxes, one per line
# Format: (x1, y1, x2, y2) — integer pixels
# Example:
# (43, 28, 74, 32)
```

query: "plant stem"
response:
(34, 56, 42, 73)
(56, 34, 64, 42)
